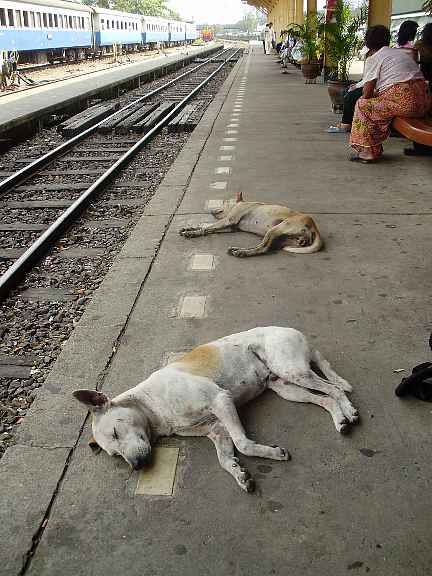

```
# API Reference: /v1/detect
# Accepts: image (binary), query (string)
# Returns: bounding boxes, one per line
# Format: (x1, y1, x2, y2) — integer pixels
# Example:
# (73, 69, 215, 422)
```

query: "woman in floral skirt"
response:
(350, 25, 429, 164)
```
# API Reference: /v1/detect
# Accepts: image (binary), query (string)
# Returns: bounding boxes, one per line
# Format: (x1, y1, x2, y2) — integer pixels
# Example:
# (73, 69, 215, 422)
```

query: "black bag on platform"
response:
(395, 333, 432, 401)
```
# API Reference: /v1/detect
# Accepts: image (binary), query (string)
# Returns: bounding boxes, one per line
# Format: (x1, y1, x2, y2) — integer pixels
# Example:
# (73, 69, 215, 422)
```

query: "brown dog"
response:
(179, 193, 323, 257)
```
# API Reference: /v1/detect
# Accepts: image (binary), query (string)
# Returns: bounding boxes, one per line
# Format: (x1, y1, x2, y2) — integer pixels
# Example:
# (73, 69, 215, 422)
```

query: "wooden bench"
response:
(392, 116, 432, 146)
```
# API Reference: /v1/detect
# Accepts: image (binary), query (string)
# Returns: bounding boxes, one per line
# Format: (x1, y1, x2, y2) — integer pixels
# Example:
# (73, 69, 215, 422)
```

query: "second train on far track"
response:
(0, 0, 199, 64)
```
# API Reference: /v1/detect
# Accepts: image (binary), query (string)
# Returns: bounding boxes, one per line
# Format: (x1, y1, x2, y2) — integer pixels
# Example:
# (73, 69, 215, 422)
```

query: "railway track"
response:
(0, 47, 242, 301)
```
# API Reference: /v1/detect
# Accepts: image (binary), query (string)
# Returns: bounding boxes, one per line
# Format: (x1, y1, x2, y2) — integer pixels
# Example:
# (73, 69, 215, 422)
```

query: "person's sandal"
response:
(349, 155, 376, 164)
(326, 125, 349, 133)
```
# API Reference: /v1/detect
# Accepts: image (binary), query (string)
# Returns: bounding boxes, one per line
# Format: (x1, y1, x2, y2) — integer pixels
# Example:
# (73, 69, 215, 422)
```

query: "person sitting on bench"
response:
(350, 25, 428, 164)
(404, 23, 432, 156)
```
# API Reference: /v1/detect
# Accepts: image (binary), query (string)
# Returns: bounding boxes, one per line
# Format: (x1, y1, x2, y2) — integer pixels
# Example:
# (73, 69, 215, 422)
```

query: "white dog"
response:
(74, 327, 358, 492)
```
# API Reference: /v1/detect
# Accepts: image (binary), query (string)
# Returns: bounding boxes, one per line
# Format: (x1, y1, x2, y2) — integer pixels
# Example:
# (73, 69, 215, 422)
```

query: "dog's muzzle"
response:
(130, 452, 151, 471)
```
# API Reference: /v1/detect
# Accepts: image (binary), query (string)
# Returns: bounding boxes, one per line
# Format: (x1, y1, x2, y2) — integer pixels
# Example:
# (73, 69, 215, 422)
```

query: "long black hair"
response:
(421, 22, 432, 48)
(397, 20, 419, 46)
(364, 25, 391, 51)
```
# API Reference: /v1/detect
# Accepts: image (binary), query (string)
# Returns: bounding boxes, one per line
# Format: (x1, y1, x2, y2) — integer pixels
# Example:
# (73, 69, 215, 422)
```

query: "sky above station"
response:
(167, 0, 329, 25)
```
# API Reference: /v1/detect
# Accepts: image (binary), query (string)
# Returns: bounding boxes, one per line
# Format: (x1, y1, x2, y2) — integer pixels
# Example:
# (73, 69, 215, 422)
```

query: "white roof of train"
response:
(9, 0, 92, 13)
(141, 15, 169, 23)
(92, 6, 141, 18)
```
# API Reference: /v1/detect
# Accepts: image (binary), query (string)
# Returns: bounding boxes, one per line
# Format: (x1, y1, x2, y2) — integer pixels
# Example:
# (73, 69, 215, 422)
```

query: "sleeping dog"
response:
(179, 193, 323, 257)
(74, 327, 358, 492)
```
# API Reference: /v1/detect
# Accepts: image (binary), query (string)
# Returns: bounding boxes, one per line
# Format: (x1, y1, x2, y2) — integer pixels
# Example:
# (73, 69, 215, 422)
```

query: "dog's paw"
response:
(342, 402, 359, 424)
(228, 246, 247, 258)
(336, 418, 351, 435)
(239, 471, 255, 493)
(271, 445, 291, 461)
(179, 228, 197, 238)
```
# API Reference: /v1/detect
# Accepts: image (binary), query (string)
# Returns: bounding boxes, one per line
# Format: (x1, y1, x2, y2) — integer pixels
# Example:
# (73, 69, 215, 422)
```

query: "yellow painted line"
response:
(135, 447, 179, 496)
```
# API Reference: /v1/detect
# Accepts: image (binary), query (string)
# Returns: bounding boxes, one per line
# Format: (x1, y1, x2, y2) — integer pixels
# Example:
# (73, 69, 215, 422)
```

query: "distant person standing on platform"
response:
(261, 25, 267, 54)
(270, 22, 276, 51)
(264, 24, 273, 55)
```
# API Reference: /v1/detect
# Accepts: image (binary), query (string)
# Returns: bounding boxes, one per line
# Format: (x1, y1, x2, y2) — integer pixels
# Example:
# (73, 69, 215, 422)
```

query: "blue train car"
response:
(0, 0, 92, 63)
(168, 20, 186, 44)
(141, 15, 169, 45)
(185, 22, 197, 43)
(93, 7, 141, 52)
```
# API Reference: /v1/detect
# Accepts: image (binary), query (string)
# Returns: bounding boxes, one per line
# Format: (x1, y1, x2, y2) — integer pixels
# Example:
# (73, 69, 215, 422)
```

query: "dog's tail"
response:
(282, 220, 323, 254)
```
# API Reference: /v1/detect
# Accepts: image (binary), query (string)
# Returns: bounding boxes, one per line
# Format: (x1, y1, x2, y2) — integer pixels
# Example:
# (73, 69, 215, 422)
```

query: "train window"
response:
(64, 15, 68, 28)
(0, 8, 6, 27)
(36, 12, 41, 27)
(48, 13, 52, 27)
(101, 18, 105, 30)
(53, 14, 58, 28)
(42, 13, 47, 27)
(116, 21, 119, 29)
(15, 10, 22, 27)
(30, 12, 35, 27)
(68, 15, 72, 28)
(7, 9, 14, 26)
(111, 20, 114, 28)
(73, 16, 77, 29)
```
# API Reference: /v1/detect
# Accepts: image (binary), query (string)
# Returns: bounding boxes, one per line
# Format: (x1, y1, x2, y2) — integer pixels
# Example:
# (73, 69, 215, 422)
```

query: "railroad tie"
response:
(115, 103, 160, 134)
(58, 103, 120, 138)
(97, 101, 154, 134)
(131, 102, 175, 133)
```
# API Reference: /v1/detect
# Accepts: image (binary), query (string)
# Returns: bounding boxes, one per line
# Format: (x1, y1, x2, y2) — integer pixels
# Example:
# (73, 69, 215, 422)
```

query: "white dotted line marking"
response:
(223, 138, 237, 142)
(190, 254, 215, 271)
(210, 181, 227, 189)
(179, 295, 207, 318)
(220, 145, 235, 151)
(226, 130, 238, 135)
(218, 155, 232, 161)
(215, 166, 231, 174)
(206, 198, 224, 210)
(135, 448, 179, 496)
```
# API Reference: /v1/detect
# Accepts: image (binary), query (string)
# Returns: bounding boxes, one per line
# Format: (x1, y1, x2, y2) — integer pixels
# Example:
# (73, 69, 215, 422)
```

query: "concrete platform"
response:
(0, 44, 218, 136)
(1, 45, 432, 576)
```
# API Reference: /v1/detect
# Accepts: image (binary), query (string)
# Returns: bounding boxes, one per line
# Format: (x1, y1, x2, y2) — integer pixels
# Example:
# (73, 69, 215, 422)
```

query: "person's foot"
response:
(326, 124, 350, 133)
(349, 154, 377, 164)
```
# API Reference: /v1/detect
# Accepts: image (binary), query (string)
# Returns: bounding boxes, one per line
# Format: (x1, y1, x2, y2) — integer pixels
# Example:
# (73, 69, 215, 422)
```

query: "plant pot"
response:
(327, 79, 350, 113)
(301, 62, 321, 84)
(301, 62, 321, 82)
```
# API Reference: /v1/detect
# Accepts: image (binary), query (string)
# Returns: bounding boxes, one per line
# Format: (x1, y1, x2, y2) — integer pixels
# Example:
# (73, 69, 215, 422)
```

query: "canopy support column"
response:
(368, 0, 391, 27)
(295, 0, 304, 24)
(307, 0, 317, 15)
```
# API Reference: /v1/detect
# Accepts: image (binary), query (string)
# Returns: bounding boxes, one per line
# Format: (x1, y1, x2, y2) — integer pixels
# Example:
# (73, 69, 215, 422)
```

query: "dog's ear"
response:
(236, 191, 243, 203)
(88, 435, 102, 454)
(73, 389, 110, 412)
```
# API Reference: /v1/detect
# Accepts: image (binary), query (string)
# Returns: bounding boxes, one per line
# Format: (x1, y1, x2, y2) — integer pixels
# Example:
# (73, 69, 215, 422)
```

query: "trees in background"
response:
(82, 0, 181, 19)
(235, 9, 265, 34)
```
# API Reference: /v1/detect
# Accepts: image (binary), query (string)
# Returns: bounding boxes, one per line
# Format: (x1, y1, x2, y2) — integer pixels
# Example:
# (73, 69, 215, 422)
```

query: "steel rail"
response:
(0, 49, 242, 300)
(0, 46, 230, 195)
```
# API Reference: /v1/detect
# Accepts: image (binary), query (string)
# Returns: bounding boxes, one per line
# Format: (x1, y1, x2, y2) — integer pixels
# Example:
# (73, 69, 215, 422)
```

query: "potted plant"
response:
(282, 13, 323, 83)
(324, 0, 368, 111)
